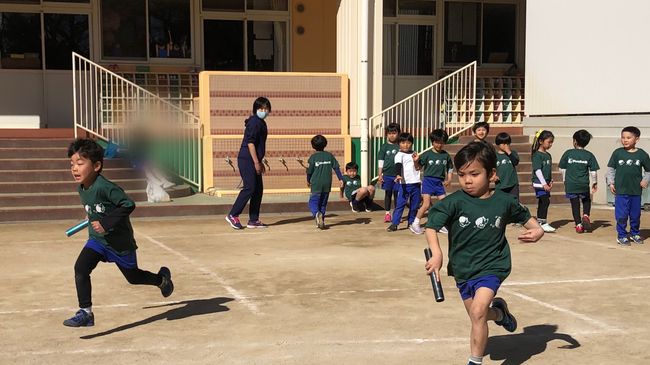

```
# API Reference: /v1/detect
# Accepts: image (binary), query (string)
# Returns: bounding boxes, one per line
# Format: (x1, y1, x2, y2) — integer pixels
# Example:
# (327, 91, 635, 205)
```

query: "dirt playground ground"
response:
(2, 204, 650, 364)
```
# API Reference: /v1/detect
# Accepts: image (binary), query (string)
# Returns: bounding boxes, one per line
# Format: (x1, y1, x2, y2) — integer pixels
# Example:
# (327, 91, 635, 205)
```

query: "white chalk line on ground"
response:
(552, 232, 650, 254)
(500, 287, 622, 332)
(4, 328, 628, 358)
(4, 274, 650, 315)
(136, 231, 261, 315)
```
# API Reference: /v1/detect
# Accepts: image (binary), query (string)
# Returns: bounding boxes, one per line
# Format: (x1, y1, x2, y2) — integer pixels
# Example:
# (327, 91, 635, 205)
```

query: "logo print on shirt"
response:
(626, 159, 633, 166)
(618, 160, 625, 165)
(84, 205, 91, 213)
(94, 203, 106, 213)
(475, 216, 489, 229)
(493, 216, 502, 229)
(636, 160, 641, 166)
(459, 216, 470, 228)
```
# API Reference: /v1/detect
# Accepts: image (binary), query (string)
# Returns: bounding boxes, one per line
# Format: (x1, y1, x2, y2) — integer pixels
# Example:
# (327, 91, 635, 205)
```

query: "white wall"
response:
(525, 0, 650, 115)
(0, 72, 45, 127)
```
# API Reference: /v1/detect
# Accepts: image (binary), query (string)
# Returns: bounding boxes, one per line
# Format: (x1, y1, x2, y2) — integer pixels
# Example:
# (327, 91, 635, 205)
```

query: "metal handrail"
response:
(72, 52, 202, 190)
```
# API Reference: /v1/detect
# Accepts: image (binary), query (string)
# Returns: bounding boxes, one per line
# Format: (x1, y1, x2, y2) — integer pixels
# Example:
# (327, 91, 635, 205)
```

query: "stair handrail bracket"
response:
(72, 52, 202, 190)
(368, 61, 477, 180)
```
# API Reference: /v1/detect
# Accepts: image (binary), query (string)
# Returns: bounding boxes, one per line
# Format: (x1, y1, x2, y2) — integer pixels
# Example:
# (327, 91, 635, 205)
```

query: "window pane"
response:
(202, 0, 244, 12)
(44, 0, 90, 3)
(482, 4, 515, 64)
(444, 2, 479, 64)
(45, 13, 89, 70)
(384, 0, 396, 17)
(203, 19, 243, 70)
(247, 0, 287, 11)
(399, 0, 435, 16)
(0, 12, 41, 70)
(149, 0, 191, 59)
(247, 20, 286, 71)
(398, 24, 432, 75)
(101, 0, 147, 59)
(382, 24, 394, 76)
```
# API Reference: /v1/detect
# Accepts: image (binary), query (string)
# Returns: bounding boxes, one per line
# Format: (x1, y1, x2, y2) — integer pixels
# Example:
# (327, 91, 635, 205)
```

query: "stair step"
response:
(0, 158, 130, 170)
(0, 147, 68, 159)
(0, 179, 146, 193)
(0, 168, 141, 182)
(445, 142, 532, 153)
(0, 139, 72, 148)
(458, 135, 529, 144)
(0, 185, 192, 207)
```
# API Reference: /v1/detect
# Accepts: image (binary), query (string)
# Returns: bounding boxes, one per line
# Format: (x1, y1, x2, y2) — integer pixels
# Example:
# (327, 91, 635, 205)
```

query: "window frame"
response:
(442, 0, 520, 67)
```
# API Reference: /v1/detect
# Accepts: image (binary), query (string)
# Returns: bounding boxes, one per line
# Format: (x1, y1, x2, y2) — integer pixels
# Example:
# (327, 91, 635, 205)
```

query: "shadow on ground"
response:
(272, 214, 339, 226)
(81, 297, 234, 339)
(550, 219, 612, 232)
(485, 324, 580, 365)
(325, 217, 371, 228)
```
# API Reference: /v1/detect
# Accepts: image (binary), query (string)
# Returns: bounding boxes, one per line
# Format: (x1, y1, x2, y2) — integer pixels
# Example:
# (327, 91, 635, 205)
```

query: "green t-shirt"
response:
(607, 147, 650, 196)
(378, 142, 399, 176)
(78, 174, 137, 254)
(342, 175, 361, 200)
(418, 149, 453, 178)
(307, 151, 340, 193)
(531, 151, 552, 184)
(425, 189, 531, 284)
(496, 150, 519, 189)
(558, 149, 600, 194)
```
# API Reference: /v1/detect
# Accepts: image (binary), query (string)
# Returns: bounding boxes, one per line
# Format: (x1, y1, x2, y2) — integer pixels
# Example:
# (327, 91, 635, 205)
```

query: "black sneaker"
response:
(617, 237, 631, 246)
(630, 234, 644, 244)
(315, 212, 325, 230)
(492, 297, 517, 332)
(386, 224, 398, 232)
(350, 201, 361, 213)
(158, 266, 174, 297)
(63, 309, 94, 327)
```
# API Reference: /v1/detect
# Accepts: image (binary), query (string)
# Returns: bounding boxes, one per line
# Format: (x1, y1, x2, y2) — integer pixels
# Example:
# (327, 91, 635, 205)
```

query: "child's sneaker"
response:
(364, 198, 373, 212)
(439, 226, 449, 234)
(541, 223, 556, 233)
(409, 224, 424, 235)
(315, 212, 325, 230)
(225, 215, 243, 229)
(492, 297, 517, 332)
(246, 220, 268, 228)
(158, 266, 174, 297)
(384, 212, 392, 223)
(350, 201, 361, 213)
(617, 237, 631, 246)
(63, 309, 94, 327)
(386, 224, 398, 232)
(581, 215, 591, 231)
(630, 234, 644, 244)
(575, 224, 585, 234)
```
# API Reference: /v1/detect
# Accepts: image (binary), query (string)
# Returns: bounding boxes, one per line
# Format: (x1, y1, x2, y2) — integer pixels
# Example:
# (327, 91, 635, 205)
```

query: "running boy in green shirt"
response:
(558, 129, 599, 233)
(64, 139, 174, 327)
(410, 129, 453, 234)
(424, 141, 544, 365)
(606, 126, 650, 245)
(307, 135, 344, 229)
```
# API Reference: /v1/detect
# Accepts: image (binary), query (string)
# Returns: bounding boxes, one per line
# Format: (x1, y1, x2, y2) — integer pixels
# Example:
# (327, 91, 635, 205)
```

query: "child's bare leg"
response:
(463, 287, 497, 359)
(416, 194, 432, 220)
(355, 187, 369, 201)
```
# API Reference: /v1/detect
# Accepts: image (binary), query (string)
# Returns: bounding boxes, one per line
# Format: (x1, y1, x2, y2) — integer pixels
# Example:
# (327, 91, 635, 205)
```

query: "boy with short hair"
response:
(341, 162, 376, 214)
(558, 129, 600, 233)
(377, 123, 401, 223)
(472, 122, 490, 142)
(425, 141, 544, 365)
(387, 132, 422, 232)
(64, 139, 174, 327)
(606, 126, 650, 245)
(494, 132, 520, 200)
(307, 134, 344, 229)
(410, 129, 453, 235)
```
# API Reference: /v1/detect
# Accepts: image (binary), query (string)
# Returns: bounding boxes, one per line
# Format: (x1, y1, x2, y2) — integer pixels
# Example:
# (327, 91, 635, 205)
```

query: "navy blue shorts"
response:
(566, 192, 589, 199)
(85, 239, 138, 269)
(422, 176, 446, 196)
(456, 274, 502, 301)
(534, 187, 550, 198)
(382, 175, 396, 191)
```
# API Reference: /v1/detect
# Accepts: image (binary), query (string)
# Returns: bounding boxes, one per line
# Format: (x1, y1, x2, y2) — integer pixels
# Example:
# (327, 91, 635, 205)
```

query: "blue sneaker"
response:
(630, 235, 644, 244)
(63, 309, 94, 327)
(158, 267, 174, 297)
(492, 297, 517, 332)
(617, 237, 631, 246)
(225, 215, 243, 230)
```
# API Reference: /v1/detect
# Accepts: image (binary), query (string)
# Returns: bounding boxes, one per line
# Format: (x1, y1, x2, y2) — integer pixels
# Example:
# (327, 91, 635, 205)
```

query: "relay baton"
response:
(424, 247, 445, 302)
(66, 220, 89, 237)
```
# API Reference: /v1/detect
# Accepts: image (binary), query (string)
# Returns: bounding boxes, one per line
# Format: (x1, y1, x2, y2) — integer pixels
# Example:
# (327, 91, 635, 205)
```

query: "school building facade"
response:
(0, 0, 648, 204)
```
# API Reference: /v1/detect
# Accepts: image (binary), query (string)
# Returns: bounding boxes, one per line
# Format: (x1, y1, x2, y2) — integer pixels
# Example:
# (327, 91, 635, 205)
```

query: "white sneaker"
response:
(439, 227, 449, 234)
(409, 224, 424, 235)
(541, 223, 556, 233)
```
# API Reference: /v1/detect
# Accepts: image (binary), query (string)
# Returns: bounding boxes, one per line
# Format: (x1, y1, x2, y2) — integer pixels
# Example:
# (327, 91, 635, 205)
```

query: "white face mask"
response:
(256, 110, 268, 119)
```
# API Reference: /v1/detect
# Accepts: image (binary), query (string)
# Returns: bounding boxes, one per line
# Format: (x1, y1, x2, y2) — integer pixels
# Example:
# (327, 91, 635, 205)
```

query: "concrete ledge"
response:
(0, 116, 40, 129)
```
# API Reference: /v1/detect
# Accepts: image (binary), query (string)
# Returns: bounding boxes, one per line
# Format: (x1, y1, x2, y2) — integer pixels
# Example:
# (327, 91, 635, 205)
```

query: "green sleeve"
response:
(332, 154, 340, 170)
(558, 151, 568, 169)
(425, 197, 454, 230)
(508, 197, 531, 224)
(447, 154, 454, 171)
(532, 152, 542, 171)
(99, 185, 135, 230)
(607, 150, 617, 169)
(378, 144, 386, 161)
(589, 152, 600, 171)
(306, 155, 314, 175)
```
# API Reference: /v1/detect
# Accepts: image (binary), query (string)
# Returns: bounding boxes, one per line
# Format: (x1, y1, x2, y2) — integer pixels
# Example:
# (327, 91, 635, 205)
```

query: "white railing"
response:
(72, 52, 202, 190)
(369, 61, 477, 180)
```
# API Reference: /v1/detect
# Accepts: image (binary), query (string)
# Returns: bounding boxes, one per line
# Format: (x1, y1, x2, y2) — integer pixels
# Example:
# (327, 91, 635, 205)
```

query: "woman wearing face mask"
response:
(225, 97, 271, 229)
